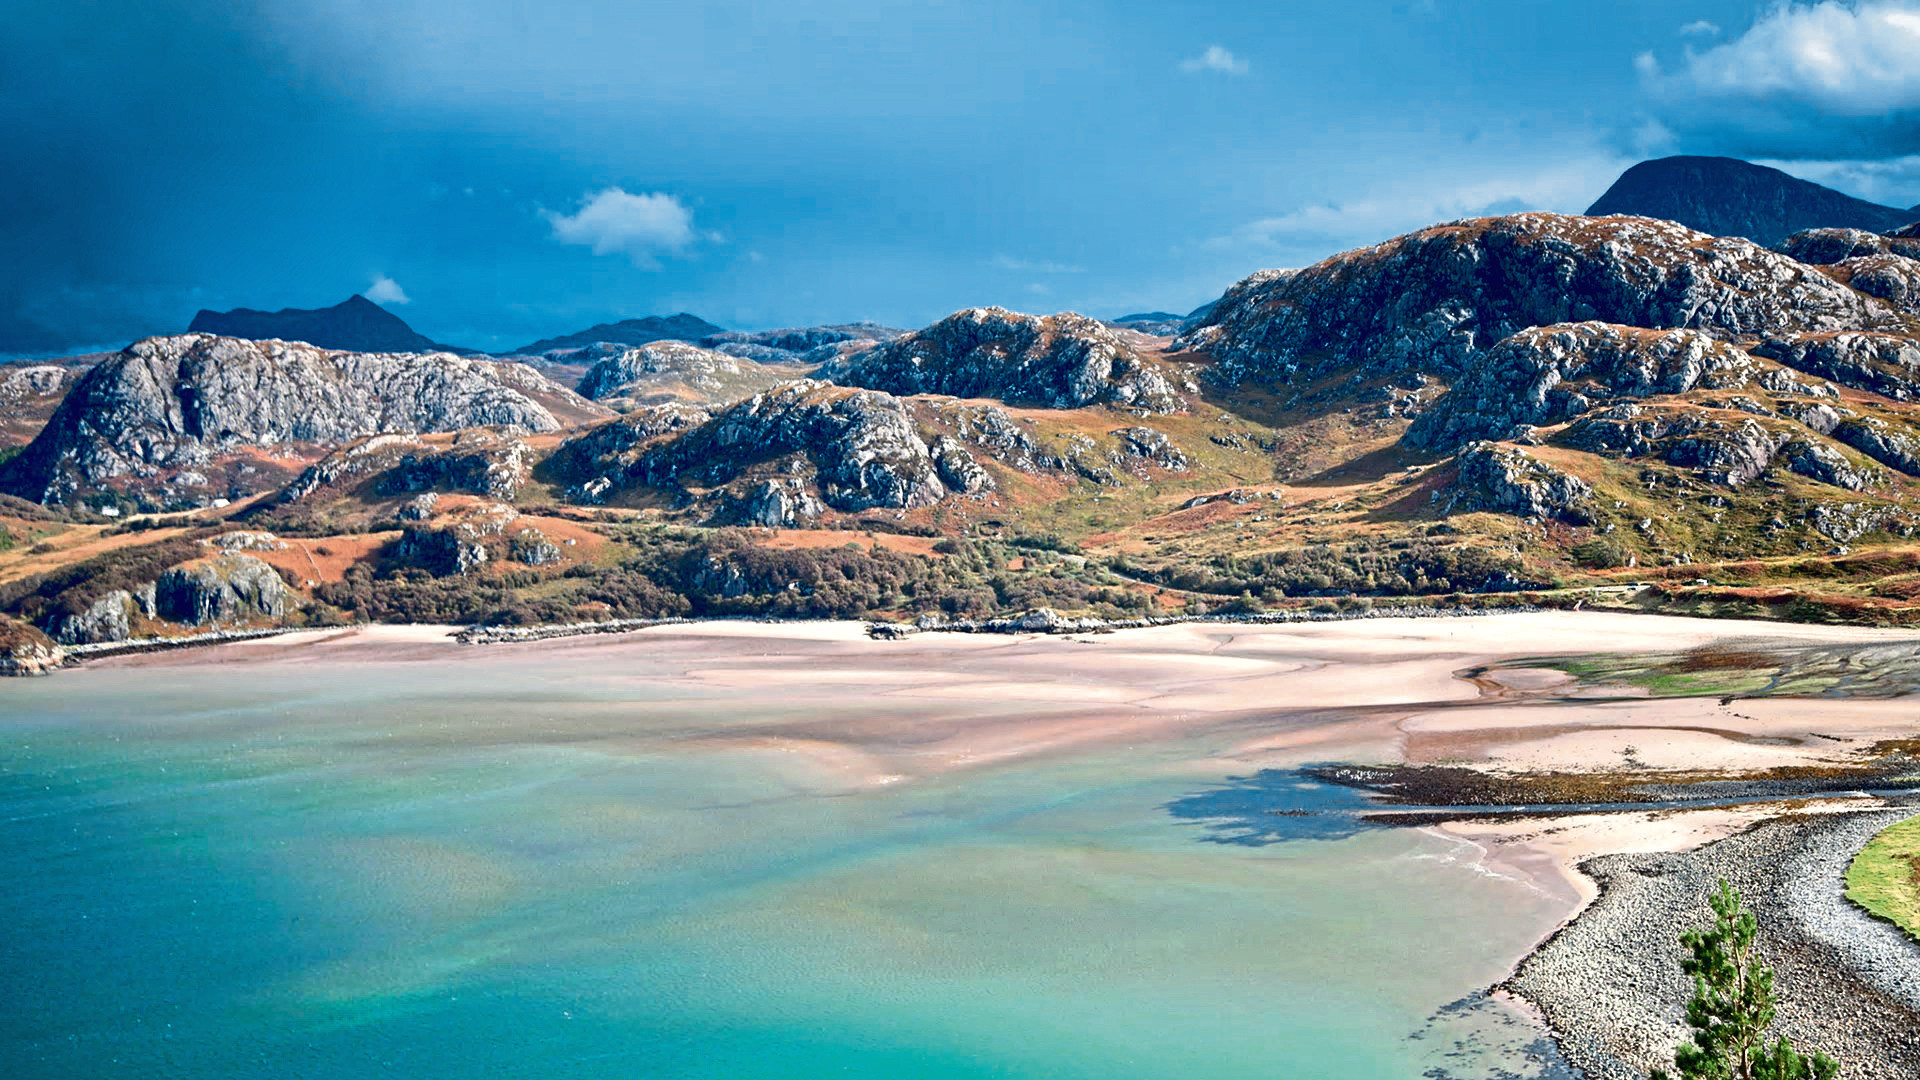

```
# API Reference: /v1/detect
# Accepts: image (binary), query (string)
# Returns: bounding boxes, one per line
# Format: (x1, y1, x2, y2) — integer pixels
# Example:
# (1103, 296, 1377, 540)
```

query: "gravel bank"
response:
(1504, 802, 1920, 1080)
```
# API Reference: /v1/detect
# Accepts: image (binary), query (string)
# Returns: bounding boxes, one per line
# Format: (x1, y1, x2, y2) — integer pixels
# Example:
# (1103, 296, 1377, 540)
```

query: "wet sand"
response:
(94, 611, 1920, 906)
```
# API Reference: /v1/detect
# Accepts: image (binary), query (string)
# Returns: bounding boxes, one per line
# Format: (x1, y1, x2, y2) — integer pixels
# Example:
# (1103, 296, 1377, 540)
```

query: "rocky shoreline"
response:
(1504, 803, 1920, 1080)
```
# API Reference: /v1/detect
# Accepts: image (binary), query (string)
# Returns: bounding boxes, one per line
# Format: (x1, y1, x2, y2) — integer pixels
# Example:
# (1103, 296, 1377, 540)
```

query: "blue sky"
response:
(4, 0, 1920, 354)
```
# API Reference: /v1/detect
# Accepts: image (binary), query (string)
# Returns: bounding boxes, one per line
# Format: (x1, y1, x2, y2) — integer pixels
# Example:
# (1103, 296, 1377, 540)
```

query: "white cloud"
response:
(1645, 2, 1920, 113)
(1180, 45, 1248, 76)
(991, 254, 1086, 274)
(1755, 154, 1920, 207)
(1678, 19, 1721, 38)
(365, 274, 410, 305)
(543, 188, 697, 267)
(1202, 156, 1631, 256)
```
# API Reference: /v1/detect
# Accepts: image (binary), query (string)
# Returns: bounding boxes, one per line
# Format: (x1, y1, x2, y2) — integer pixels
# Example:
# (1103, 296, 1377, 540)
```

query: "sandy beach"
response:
(92, 611, 1920, 898)
(58, 610, 1920, 1076)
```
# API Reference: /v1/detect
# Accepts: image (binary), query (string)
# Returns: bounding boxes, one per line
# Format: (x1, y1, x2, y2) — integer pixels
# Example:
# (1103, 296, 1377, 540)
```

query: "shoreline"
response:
(1500, 803, 1920, 1080)
(27, 609, 1920, 1074)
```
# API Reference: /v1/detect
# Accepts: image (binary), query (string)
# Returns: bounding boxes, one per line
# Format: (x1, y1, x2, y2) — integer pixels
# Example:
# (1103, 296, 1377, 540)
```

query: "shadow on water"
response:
(1164, 768, 1389, 844)
(1166, 768, 1920, 846)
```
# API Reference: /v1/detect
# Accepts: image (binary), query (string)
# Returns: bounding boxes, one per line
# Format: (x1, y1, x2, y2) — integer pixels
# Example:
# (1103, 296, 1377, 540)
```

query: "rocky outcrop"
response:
(1827, 256, 1920, 310)
(1180, 214, 1901, 400)
(640, 381, 973, 513)
(152, 555, 292, 626)
(188, 294, 471, 354)
(0, 335, 580, 506)
(541, 404, 712, 501)
(699, 323, 904, 366)
(0, 614, 64, 676)
(1441, 442, 1593, 523)
(1777, 439, 1880, 492)
(1775, 228, 1920, 267)
(1406, 323, 1765, 451)
(825, 308, 1188, 413)
(0, 364, 79, 447)
(731, 477, 826, 527)
(1753, 333, 1920, 402)
(43, 588, 144, 645)
(574, 341, 791, 407)
(1585, 156, 1916, 245)
(1830, 416, 1920, 476)
(273, 430, 534, 506)
(1112, 426, 1189, 470)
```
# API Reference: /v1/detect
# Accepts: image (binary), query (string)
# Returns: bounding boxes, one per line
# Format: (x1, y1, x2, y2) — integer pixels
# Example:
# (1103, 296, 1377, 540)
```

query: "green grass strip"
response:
(1846, 814, 1920, 942)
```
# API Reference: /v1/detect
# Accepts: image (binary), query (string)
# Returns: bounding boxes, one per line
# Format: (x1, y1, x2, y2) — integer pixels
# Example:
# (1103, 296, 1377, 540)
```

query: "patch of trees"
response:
(0, 536, 202, 625)
(1118, 540, 1534, 599)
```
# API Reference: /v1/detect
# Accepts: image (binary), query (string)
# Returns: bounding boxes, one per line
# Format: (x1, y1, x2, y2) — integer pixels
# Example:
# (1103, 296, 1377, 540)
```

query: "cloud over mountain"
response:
(1640, 1, 1920, 158)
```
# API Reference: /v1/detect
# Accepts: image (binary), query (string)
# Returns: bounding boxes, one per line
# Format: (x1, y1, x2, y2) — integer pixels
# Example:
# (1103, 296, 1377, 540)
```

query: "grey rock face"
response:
(153, 555, 292, 626)
(275, 431, 534, 505)
(574, 341, 789, 406)
(0, 334, 573, 505)
(641, 381, 968, 513)
(507, 528, 563, 566)
(1778, 439, 1880, 491)
(1775, 228, 1920, 266)
(544, 404, 712, 502)
(1442, 442, 1594, 523)
(1834, 255, 1920, 310)
(1179, 214, 1898, 398)
(0, 616, 64, 676)
(1406, 322, 1763, 451)
(0, 364, 75, 406)
(1831, 416, 1920, 476)
(399, 522, 494, 575)
(734, 478, 826, 527)
(45, 589, 142, 644)
(1753, 333, 1920, 402)
(825, 307, 1187, 413)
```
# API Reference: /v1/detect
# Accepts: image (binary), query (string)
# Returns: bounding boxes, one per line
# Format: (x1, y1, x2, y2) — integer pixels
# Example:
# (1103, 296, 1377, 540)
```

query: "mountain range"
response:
(4, 155, 1920, 665)
(1586, 156, 1918, 246)
(187, 294, 477, 355)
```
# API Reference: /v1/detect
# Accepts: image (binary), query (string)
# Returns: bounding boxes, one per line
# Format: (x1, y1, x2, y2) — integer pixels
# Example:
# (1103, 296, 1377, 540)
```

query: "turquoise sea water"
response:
(1, 649, 1568, 1079)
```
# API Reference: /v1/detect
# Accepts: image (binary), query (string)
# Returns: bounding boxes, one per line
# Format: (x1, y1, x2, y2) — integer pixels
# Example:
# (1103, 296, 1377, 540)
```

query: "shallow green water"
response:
(1, 651, 1567, 1079)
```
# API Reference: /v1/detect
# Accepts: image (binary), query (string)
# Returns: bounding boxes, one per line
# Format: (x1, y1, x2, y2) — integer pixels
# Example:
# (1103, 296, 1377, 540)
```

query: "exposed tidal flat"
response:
(4, 613, 1919, 1079)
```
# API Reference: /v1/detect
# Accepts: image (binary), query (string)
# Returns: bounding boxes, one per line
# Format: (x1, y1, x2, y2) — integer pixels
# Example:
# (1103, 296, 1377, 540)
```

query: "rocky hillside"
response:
(189, 294, 471, 354)
(825, 307, 1190, 413)
(514, 312, 724, 355)
(0, 334, 601, 509)
(1587, 156, 1916, 246)
(699, 323, 904, 365)
(1180, 213, 1907, 413)
(553, 380, 988, 525)
(573, 341, 795, 408)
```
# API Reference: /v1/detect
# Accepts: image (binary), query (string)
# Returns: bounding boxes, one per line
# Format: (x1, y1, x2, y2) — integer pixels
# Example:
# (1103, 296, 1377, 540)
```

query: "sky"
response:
(4, 0, 1920, 355)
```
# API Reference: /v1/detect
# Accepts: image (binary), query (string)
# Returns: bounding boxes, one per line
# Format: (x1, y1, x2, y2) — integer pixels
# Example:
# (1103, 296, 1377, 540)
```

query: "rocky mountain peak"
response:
(188, 294, 471, 354)
(1180, 212, 1904, 405)
(0, 334, 590, 507)
(1586, 156, 1916, 245)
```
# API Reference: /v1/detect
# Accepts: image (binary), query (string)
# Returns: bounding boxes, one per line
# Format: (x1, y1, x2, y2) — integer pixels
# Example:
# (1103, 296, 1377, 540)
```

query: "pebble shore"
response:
(1504, 802, 1920, 1080)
